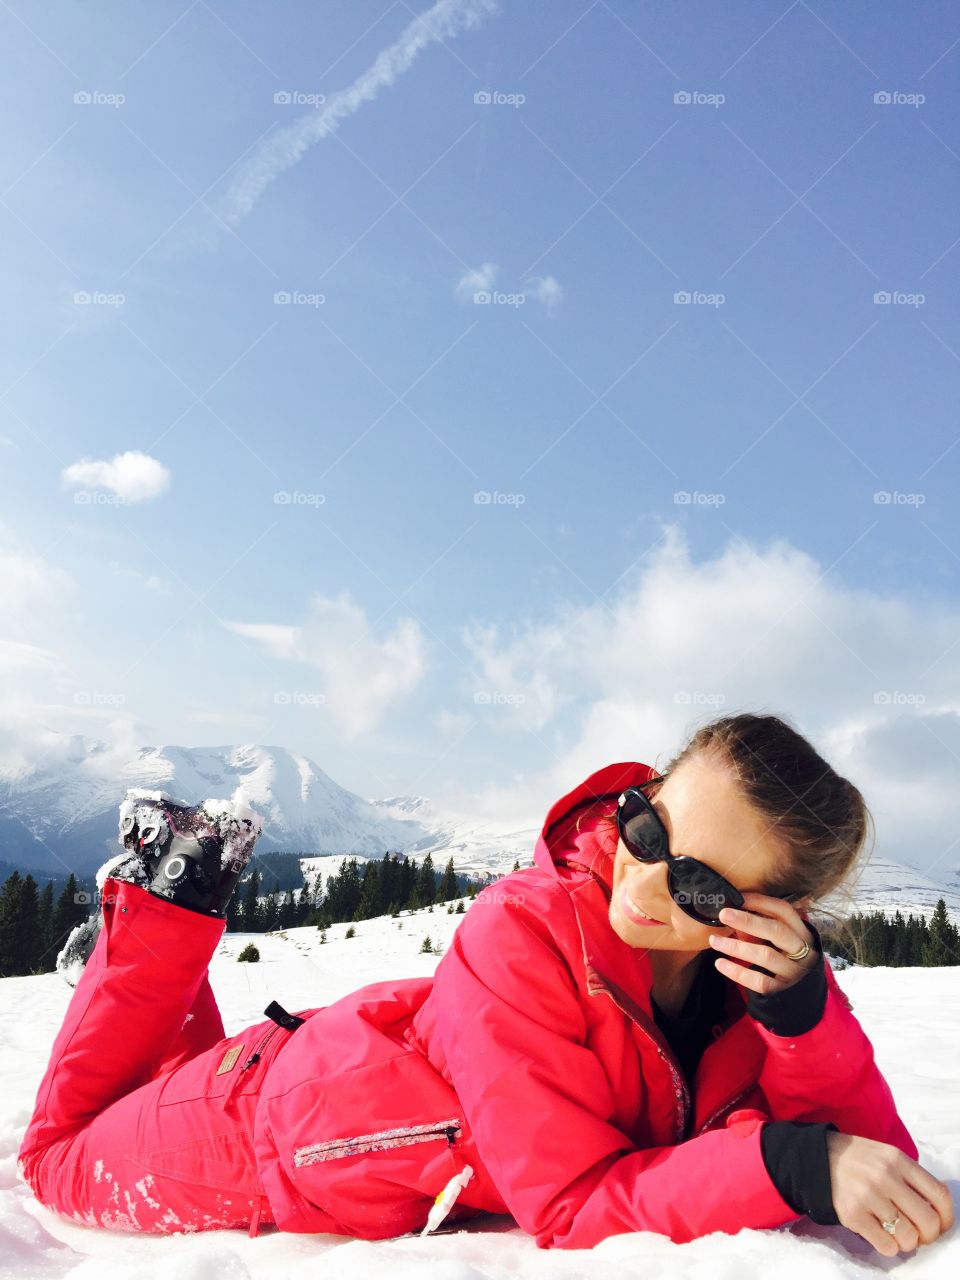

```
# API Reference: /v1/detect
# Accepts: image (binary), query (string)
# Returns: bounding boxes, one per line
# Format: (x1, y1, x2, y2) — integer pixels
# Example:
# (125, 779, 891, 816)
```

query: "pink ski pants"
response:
(18, 875, 304, 1237)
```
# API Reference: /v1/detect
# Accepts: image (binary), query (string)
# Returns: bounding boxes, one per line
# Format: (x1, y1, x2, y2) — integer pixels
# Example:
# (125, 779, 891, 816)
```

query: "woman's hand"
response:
(826, 1130, 955, 1256)
(708, 891, 819, 994)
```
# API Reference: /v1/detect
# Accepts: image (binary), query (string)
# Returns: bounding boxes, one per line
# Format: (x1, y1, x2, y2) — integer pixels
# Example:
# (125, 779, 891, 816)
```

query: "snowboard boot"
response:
(117, 788, 264, 920)
(56, 789, 264, 986)
(55, 803, 167, 986)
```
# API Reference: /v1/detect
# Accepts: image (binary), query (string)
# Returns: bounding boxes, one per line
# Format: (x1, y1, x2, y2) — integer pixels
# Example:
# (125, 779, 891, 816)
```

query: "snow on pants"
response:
(17, 875, 292, 1236)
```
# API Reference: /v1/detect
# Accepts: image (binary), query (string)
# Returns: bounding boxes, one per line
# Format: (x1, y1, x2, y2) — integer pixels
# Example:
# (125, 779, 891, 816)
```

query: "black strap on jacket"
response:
(264, 999, 305, 1030)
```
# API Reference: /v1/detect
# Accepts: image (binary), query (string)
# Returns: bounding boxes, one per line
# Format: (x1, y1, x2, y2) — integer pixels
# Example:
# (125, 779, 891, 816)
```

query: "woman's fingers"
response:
(901, 1161, 956, 1235)
(827, 1131, 955, 1258)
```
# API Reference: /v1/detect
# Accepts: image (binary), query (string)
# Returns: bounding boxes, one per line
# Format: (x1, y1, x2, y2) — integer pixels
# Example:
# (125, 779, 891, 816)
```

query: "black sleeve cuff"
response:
(761, 1120, 840, 1225)
(746, 920, 828, 1036)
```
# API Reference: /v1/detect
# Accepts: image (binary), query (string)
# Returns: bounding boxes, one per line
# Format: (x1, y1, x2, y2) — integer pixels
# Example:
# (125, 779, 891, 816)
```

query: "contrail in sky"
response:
(220, 0, 499, 225)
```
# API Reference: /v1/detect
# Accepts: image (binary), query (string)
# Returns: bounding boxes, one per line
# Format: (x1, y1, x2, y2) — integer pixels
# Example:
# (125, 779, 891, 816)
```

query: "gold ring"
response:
(882, 1214, 901, 1234)
(784, 940, 810, 961)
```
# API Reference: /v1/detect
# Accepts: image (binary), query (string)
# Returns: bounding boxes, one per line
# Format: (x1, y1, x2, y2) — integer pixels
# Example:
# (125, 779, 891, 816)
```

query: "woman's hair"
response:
(584, 711, 874, 954)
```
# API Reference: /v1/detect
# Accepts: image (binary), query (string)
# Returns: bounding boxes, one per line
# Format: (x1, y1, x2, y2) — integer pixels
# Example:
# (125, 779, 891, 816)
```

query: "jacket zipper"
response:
(293, 1119, 462, 1169)
(592, 976, 692, 1142)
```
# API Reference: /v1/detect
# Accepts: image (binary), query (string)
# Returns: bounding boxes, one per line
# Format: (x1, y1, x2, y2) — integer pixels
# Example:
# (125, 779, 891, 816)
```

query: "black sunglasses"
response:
(616, 778, 748, 927)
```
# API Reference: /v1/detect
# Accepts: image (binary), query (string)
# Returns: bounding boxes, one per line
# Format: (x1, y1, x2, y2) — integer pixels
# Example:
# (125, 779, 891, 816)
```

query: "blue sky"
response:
(1, 1, 958, 871)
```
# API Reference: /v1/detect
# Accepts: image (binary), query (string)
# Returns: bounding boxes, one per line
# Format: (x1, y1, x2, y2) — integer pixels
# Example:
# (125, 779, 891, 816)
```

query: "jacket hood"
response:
(532, 759, 760, 1024)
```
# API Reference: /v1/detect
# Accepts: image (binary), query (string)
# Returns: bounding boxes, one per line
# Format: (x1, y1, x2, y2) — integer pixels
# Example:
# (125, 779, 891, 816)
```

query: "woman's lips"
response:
(619, 884, 665, 926)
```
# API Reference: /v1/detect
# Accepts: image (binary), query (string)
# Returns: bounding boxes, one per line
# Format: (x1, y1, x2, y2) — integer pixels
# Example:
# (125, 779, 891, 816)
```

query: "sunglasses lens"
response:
(670, 859, 743, 923)
(617, 790, 668, 861)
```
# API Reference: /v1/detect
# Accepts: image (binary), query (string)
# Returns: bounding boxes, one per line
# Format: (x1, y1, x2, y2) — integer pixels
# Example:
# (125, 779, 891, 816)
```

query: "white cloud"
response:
(435, 708, 473, 738)
(456, 262, 498, 301)
(61, 450, 170, 503)
(219, 0, 500, 226)
(224, 590, 427, 740)
(526, 274, 563, 313)
(449, 523, 960, 879)
(0, 526, 149, 780)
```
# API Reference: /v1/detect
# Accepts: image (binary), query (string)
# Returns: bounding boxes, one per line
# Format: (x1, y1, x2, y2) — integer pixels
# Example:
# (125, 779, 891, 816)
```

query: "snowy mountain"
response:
(1, 735, 958, 927)
(0, 738, 445, 879)
(820, 857, 960, 927)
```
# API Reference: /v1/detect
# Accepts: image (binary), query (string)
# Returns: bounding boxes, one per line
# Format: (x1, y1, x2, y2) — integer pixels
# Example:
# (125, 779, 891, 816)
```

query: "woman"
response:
(17, 713, 954, 1255)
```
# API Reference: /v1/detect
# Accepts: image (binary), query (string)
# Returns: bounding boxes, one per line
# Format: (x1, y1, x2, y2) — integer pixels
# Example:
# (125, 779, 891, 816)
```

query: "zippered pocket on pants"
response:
(293, 1118, 462, 1168)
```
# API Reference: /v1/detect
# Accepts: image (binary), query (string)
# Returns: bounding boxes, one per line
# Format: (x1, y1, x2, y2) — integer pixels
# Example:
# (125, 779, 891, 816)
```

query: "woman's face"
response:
(608, 750, 792, 956)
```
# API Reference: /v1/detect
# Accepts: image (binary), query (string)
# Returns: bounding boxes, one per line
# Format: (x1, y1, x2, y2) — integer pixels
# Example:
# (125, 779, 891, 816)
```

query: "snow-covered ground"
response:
(2, 899, 957, 1279)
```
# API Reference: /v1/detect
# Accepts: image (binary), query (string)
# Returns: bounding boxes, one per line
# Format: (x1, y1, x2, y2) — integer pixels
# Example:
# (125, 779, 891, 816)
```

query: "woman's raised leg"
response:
(17, 793, 274, 1235)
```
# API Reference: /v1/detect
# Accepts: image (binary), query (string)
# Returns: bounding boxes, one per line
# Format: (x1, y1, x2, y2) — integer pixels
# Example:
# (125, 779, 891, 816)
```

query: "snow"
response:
(2, 900, 958, 1278)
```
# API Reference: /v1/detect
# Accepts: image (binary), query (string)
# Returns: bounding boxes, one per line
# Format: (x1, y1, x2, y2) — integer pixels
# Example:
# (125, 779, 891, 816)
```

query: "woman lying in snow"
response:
(17, 712, 954, 1256)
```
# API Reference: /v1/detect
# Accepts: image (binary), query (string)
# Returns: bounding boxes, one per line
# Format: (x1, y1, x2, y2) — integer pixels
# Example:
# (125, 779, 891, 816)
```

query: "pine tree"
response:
(356, 862, 382, 920)
(18, 874, 41, 973)
(923, 898, 959, 966)
(0, 871, 24, 976)
(37, 881, 55, 972)
(436, 856, 457, 903)
(415, 853, 436, 907)
(241, 867, 262, 932)
(279, 888, 295, 930)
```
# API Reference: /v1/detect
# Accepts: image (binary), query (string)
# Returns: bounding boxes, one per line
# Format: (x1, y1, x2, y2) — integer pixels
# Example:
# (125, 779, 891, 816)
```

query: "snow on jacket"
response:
(252, 759, 919, 1248)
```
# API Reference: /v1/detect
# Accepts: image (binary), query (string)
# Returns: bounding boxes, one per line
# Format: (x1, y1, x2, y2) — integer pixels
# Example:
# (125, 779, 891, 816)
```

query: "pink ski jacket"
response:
(250, 759, 918, 1247)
